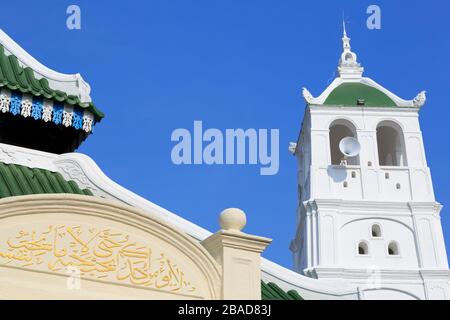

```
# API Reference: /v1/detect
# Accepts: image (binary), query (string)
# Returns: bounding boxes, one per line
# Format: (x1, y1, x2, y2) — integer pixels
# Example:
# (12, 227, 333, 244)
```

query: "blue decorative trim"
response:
(72, 109, 83, 130)
(9, 92, 22, 116)
(52, 103, 63, 125)
(0, 89, 94, 133)
(31, 98, 43, 120)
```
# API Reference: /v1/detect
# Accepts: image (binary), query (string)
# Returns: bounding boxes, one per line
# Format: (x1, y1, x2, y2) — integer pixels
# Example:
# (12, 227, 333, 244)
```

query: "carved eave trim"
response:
(0, 29, 92, 103)
(0, 88, 95, 133)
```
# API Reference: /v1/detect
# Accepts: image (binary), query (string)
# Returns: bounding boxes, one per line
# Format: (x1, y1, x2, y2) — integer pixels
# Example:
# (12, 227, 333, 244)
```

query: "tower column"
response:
(312, 205, 318, 267)
(305, 208, 312, 270)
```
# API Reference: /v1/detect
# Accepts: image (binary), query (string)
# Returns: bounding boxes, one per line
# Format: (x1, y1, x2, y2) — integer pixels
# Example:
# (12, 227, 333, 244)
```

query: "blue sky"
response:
(2, 0, 450, 268)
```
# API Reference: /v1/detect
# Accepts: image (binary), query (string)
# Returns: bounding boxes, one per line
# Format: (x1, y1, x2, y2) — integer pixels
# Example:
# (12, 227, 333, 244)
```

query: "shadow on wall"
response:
(327, 165, 348, 183)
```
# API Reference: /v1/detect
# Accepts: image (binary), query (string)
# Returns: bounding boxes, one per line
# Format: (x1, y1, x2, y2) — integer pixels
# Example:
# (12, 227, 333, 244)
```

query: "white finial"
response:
(337, 20, 364, 79)
(220, 208, 247, 232)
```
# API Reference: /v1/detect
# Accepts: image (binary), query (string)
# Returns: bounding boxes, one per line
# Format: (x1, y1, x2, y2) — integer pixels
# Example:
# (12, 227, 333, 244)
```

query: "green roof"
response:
(324, 83, 397, 107)
(261, 281, 303, 300)
(0, 45, 104, 121)
(0, 162, 93, 199)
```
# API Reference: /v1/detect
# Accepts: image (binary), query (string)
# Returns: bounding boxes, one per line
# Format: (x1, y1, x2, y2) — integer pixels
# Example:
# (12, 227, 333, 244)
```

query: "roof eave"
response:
(302, 76, 425, 110)
(0, 28, 92, 104)
(308, 104, 421, 112)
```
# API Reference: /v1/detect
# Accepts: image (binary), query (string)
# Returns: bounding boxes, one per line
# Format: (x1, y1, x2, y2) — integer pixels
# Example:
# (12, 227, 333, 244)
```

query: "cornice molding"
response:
(306, 199, 442, 215)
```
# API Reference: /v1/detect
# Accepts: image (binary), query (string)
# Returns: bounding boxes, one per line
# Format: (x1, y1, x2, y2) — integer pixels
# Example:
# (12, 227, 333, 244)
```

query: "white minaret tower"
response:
(290, 25, 450, 300)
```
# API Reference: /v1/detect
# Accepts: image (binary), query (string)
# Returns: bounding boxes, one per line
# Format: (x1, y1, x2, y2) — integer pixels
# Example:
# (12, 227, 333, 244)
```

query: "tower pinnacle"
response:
(338, 23, 364, 79)
(343, 19, 347, 38)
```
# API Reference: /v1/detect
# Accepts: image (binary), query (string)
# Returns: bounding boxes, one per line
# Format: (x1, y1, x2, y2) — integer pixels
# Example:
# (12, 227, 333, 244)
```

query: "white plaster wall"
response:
(305, 106, 434, 203)
(338, 217, 419, 269)
(310, 200, 447, 270)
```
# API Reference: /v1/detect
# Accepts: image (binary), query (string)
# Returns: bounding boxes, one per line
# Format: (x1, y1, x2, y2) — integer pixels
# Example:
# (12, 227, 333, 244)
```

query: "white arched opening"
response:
(376, 121, 407, 166)
(329, 119, 359, 165)
(388, 241, 400, 256)
(357, 241, 369, 255)
(371, 224, 382, 238)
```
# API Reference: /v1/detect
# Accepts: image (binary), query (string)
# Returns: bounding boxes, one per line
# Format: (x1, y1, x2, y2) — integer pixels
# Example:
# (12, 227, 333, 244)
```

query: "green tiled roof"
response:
(0, 45, 104, 121)
(324, 83, 397, 107)
(0, 162, 93, 199)
(261, 281, 303, 300)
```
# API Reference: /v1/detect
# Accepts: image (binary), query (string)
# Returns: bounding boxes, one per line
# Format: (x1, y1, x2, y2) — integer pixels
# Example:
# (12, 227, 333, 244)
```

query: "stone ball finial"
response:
(220, 208, 247, 232)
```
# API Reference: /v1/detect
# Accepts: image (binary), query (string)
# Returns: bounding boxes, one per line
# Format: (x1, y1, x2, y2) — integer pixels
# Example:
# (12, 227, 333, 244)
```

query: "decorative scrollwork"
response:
(413, 90, 426, 108)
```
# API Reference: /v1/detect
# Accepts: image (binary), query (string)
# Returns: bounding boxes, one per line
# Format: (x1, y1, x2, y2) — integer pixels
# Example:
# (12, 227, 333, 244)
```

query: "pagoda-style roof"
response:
(0, 29, 104, 153)
(0, 45, 103, 120)
(302, 26, 426, 109)
(0, 161, 93, 199)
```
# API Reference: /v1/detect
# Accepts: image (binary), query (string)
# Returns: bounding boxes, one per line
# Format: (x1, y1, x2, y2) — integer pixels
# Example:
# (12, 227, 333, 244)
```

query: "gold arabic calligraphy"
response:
(0, 225, 196, 293)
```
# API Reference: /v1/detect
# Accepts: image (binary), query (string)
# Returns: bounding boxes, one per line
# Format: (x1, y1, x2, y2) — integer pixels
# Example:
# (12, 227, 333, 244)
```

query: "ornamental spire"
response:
(343, 19, 347, 38)
(338, 22, 364, 79)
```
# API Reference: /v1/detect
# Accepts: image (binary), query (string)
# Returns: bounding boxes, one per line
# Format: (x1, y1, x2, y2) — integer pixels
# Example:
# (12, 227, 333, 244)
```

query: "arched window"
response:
(371, 224, 382, 238)
(358, 241, 369, 255)
(376, 121, 407, 166)
(329, 120, 359, 165)
(388, 241, 399, 256)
